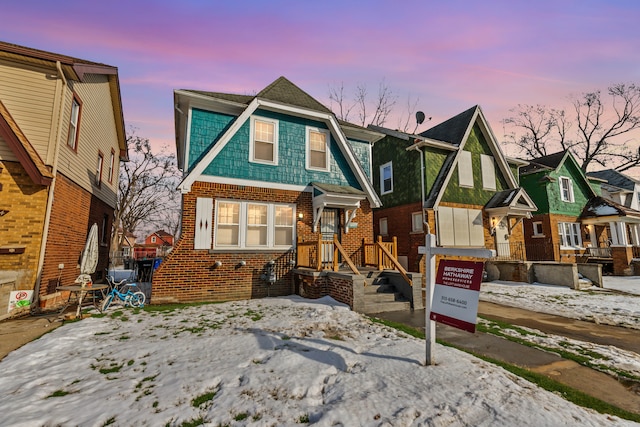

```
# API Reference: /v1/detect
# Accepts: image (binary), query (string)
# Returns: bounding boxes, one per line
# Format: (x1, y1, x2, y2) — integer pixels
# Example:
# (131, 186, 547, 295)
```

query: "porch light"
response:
(298, 213, 304, 220)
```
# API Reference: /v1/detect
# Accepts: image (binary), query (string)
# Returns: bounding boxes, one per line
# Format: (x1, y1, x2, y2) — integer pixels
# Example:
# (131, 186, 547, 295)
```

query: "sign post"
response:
(419, 234, 494, 366)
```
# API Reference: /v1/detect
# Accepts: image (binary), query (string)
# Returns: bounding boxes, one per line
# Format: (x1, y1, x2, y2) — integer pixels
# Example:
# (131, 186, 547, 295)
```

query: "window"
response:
(559, 177, 574, 202)
(437, 207, 484, 247)
(67, 95, 81, 150)
(306, 127, 330, 171)
(101, 214, 109, 245)
(208, 200, 295, 249)
(532, 221, 544, 237)
(379, 217, 388, 236)
(151, 236, 157, 243)
(250, 117, 278, 164)
(458, 151, 473, 187)
(411, 212, 423, 233)
(380, 162, 393, 195)
(96, 152, 104, 186)
(108, 150, 115, 183)
(558, 222, 582, 248)
(480, 154, 496, 190)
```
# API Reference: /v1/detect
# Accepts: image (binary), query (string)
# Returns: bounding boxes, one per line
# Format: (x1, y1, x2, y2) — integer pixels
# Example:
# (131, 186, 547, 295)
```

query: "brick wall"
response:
(152, 182, 374, 304)
(0, 160, 49, 289)
(40, 173, 113, 304)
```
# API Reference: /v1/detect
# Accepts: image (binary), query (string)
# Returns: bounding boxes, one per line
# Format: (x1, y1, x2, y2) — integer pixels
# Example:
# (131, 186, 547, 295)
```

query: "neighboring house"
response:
(152, 77, 386, 304)
(519, 151, 598, 262)
(0, 41, 126, 309)
(134, 230, 174, 259)
(369, 105, 537, 273)
(587, 169, 640, 211)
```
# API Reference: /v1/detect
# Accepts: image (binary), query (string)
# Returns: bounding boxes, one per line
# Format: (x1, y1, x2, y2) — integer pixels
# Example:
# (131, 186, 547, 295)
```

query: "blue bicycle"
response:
(101, 275, 146, 311)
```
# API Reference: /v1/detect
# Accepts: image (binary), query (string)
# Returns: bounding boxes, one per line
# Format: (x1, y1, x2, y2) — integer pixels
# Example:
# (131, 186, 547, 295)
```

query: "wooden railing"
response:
(296, 234, 359, 274)
(363, 236, 412, 287)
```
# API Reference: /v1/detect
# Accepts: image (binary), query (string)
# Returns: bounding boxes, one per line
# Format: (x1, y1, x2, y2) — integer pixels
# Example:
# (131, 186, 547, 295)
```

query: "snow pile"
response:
(0, 296, 633, 426)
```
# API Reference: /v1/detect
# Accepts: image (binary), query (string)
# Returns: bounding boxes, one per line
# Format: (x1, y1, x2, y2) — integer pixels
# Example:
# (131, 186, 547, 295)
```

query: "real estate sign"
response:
(430, 260, 483, 333)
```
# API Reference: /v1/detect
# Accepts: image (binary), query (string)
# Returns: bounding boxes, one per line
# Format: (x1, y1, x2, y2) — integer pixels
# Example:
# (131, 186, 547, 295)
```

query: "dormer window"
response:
(380, 162, 393, 195)
(250, 117, 278, 165)
(306, 127, 330, 171)
(559, 177, 574, 202)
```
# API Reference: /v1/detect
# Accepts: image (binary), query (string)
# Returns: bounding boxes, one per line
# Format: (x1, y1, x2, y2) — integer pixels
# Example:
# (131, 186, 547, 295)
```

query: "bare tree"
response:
(396, 94, 422, 133)
(503, 83, 640, 172)
(328, 79, 398, 127)
(111, 131, 179, 254)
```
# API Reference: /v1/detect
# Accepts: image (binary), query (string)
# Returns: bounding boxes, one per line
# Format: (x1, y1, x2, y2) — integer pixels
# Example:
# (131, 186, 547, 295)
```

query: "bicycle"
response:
(101, 274, 146, 311)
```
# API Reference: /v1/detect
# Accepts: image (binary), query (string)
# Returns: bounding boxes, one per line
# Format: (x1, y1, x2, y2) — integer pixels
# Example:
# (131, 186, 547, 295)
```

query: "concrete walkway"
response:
(372, 301, 640, 415)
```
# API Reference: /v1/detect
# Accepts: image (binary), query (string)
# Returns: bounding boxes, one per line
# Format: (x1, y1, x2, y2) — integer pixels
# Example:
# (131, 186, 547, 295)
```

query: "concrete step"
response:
(364, 292, 397, 303)
(364, 283, 396, 294)
(364, 300, 411, 314)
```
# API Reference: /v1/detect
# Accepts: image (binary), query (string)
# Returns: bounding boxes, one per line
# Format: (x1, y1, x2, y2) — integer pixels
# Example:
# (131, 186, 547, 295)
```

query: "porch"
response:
(293, 235, 422, 313)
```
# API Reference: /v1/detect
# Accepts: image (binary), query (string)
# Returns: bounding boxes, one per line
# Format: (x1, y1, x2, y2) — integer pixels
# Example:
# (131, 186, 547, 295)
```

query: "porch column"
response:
(629, 224, 640, 246)
(611, 245, 633, 276)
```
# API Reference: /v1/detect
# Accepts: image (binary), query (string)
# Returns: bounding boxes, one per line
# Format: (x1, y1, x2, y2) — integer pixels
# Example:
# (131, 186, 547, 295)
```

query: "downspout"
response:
(32, 61, 67, 307)
(413, 144, 431, 234)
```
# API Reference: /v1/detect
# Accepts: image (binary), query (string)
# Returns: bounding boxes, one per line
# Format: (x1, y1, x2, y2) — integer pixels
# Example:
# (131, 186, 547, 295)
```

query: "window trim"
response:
(108, 149, 115, 183)
(213, 199, 295, 250)
(559, 176, 575, 203)
(411, 212, 423, 233)
(458, 150, 474, 188)
(67, 94, 82, 151)
(532, 221, 544, 237)
(249, 116, 279, 165)
(558, 222, 582, 248)
(96, 151, 104, 187)
(379, 217, 388, 236)
(380, 161, 393, 195)
(305, 126, 330, 172)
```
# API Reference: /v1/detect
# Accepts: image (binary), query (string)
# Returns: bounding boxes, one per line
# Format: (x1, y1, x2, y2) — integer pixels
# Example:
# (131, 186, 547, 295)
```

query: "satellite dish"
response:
(416, 111, 426, 125)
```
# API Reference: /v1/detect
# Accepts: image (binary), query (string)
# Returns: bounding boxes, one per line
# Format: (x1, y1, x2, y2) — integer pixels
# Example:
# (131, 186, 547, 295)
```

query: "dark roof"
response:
(519, 150, 568, 175)
(587, 169, 638, 191)
(419, 105, 478, 146)
(182, 90, 253, 105)
(580, 196, 640, 219)
(485, 189, 519, 209)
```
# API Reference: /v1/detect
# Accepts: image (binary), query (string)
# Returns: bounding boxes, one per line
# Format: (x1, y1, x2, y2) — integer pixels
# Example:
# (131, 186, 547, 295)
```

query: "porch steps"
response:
(363, 274, 410, 314)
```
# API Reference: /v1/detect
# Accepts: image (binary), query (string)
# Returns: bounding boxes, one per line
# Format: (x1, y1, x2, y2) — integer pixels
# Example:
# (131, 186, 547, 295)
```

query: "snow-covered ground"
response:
(1, 294, 636, 426)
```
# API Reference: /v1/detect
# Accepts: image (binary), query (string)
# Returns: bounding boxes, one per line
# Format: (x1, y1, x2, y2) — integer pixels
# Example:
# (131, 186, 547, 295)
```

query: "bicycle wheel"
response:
(101, 294, 115, 312)
(131, 291, 145, 308)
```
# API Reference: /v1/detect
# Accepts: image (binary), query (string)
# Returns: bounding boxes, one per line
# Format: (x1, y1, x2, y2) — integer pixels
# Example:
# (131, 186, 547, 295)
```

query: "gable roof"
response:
(0, 99, 53, 185)
(419, 105, 477, 146)
(519, 150, 569, 175)
(581, 196, 640, 222)
(175, 77, 382, 207)
(587, 169, 639, 192)
(0, 41, 128, 161)
(485, 188, 537, 213)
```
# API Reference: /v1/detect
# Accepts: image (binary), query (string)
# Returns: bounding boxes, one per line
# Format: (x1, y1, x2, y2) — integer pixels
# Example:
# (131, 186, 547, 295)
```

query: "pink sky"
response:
(3, 0, 639, 172)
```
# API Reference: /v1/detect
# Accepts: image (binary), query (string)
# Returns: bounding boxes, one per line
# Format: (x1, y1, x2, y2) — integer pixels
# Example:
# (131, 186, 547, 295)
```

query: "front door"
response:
(495, 218, 510, 258)
(321, 209, 340, 264)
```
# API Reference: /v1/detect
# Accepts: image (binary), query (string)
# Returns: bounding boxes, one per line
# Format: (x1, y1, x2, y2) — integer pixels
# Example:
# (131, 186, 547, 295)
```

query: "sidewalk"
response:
(373, 301, 640, 415)
(0, 314, 62, 361)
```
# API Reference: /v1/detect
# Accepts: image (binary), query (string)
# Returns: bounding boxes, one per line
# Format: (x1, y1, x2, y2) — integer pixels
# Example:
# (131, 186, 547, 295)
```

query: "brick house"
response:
(0, 41, 126, 309)
(134, 230, 174, 259)
(369, 106, 537, 275)
(152, 77, 385, 304)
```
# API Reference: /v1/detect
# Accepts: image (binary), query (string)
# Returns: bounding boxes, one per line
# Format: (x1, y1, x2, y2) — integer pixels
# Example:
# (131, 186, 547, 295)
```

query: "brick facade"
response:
(152, 182, 374, 304)
(0, 160, 48, 289)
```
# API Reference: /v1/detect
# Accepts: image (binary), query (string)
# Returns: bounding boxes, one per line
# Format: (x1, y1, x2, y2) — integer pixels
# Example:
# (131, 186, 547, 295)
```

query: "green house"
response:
(369, 106, 536, 272)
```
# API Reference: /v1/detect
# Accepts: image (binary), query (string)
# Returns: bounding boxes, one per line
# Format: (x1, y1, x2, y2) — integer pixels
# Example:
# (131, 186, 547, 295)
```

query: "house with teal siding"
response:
(152, 77, 394, 305)
(369, 106, 536, 274)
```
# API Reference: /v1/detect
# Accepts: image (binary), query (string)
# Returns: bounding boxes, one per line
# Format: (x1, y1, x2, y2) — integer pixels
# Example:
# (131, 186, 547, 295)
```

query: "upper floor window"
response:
(67, 95, 82, 150)
(151, 236, 157, 243)
(458, 151, 473, 188)
(108, 150, 115, 183)
(559, 177, 574, 202)
(380, 162, 393, 195)
(96, 152, 104, 187)
(411, 212, 423, 233)
(306, 127, 330, 171)
(250, 117, 278, 165)
(480, 154, 496, 190)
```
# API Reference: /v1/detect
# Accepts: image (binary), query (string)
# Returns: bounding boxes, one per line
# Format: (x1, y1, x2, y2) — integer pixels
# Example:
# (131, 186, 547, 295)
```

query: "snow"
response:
(1, 283, 639, 426)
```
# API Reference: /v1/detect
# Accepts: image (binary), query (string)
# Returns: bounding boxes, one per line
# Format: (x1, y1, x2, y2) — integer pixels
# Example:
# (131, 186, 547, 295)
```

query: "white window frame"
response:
(379, 217, 388, 236)
(213, 199, 295, 250)
(151, 236, 157, 243)
(559, 176, 574, 202)
(532, 221, 544, 237)
(480, 154, 496, 190)
(249, 116, 279, 165)
(380, 162, 393, 195)
(558, 222, 582, 248)
(411, 212, 423, 233)
(67, 96, 81, 150)
(458, 151, 474, 188)
(306, 126, 330, 172)
(96, 152, 104, 186)
(108, 150, 115, 183)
